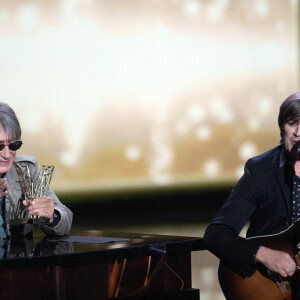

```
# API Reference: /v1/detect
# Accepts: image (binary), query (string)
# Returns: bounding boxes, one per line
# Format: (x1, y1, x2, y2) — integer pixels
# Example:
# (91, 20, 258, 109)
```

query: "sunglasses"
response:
(0, 140, 23, 151)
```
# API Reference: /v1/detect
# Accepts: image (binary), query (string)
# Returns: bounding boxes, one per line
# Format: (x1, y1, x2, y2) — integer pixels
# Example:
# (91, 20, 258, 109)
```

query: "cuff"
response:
(253, 245, 262, 264)
(46, 210, 61, 227)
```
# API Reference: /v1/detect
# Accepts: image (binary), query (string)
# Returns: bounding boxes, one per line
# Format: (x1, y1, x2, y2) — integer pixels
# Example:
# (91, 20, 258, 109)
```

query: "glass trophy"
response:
(16, 164, 55, 224)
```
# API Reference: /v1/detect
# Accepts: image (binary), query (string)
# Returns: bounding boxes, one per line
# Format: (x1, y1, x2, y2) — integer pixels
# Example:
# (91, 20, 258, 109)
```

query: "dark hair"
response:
(0, 102, 21, 140)
(278, 92, 300, 143)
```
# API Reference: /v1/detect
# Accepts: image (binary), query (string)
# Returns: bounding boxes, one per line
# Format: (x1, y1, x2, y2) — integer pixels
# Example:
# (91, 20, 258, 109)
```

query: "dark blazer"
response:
(203, 144, 293, 277)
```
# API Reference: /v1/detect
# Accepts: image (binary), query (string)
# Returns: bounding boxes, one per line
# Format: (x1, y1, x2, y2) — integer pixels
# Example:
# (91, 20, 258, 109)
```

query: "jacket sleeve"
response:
(203, 158, 264, 277)
(204, 224, 259, 277)
(40, 188, 73, 236)
(28, 158, 73, 236)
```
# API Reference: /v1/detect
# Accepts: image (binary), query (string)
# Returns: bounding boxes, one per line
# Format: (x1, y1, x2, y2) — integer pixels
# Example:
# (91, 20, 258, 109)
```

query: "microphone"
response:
(290, 140, 300, 160)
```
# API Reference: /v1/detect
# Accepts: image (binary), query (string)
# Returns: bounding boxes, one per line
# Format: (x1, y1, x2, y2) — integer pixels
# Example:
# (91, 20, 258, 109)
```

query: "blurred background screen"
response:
(0, 0, 298, 194)
(1, 1, 299, 298)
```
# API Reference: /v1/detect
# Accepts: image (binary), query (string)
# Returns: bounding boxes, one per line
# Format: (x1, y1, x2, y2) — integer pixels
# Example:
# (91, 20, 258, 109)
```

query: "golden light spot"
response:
(203, 159, 220, 177)
(196, 126, 212, 141)
(239, 142, 257, 160)
(125, 145, 141, 162)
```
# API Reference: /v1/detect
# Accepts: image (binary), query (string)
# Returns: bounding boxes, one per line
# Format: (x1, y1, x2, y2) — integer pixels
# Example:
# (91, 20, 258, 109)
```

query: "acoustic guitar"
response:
(218, 220, 300, 300)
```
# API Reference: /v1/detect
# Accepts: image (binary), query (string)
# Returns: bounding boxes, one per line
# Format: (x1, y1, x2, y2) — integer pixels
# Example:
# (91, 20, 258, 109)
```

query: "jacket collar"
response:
(6, 162, 23, 211)
(276, 145, 292, 218)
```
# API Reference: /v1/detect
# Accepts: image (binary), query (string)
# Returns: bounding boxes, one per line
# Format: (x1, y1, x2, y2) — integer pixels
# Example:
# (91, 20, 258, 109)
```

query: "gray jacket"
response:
(4, 155, 73, 237)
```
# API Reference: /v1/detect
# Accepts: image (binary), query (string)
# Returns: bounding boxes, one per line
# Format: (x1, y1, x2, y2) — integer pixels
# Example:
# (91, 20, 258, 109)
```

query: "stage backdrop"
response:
(0, 0, 298, 194)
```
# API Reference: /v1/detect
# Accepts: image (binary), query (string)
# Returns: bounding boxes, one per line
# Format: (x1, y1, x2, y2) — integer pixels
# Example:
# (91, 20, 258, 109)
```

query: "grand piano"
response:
(0, 230, 204, 300)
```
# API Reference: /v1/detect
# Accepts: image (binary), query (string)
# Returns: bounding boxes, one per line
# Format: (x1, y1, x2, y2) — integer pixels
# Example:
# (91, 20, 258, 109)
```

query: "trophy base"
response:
(9, 217, 50, 226)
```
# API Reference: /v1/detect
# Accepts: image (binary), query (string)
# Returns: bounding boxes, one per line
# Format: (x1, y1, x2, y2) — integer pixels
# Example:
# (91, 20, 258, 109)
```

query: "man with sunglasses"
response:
(0, 102, 72, 238)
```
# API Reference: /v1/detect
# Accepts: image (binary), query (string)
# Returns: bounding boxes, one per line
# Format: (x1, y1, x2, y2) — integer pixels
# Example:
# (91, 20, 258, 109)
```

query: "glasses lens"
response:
(9, 141, 23, 151)
(0, 144, 5, 151)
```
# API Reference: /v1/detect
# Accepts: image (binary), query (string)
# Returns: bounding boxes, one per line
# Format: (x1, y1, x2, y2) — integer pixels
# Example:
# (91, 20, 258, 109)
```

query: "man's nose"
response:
(294, 123, 300, 136)
(0, 146, 10, 159)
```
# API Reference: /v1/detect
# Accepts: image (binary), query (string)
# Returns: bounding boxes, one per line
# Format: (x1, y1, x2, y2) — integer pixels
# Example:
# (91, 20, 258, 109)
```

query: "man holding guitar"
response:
(204, 92, 300, 299)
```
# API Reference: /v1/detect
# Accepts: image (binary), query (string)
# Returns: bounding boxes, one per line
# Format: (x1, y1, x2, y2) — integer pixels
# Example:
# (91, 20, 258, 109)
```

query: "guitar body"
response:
(218, 222, 300, 300)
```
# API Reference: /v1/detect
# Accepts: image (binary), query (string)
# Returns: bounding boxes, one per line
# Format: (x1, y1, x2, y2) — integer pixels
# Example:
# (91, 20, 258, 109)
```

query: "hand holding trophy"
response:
(16, 164, 55, 224)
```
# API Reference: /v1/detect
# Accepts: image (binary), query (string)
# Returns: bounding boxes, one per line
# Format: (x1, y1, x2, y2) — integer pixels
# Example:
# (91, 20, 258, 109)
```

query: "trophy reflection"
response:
(16, 164, 54, 223)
